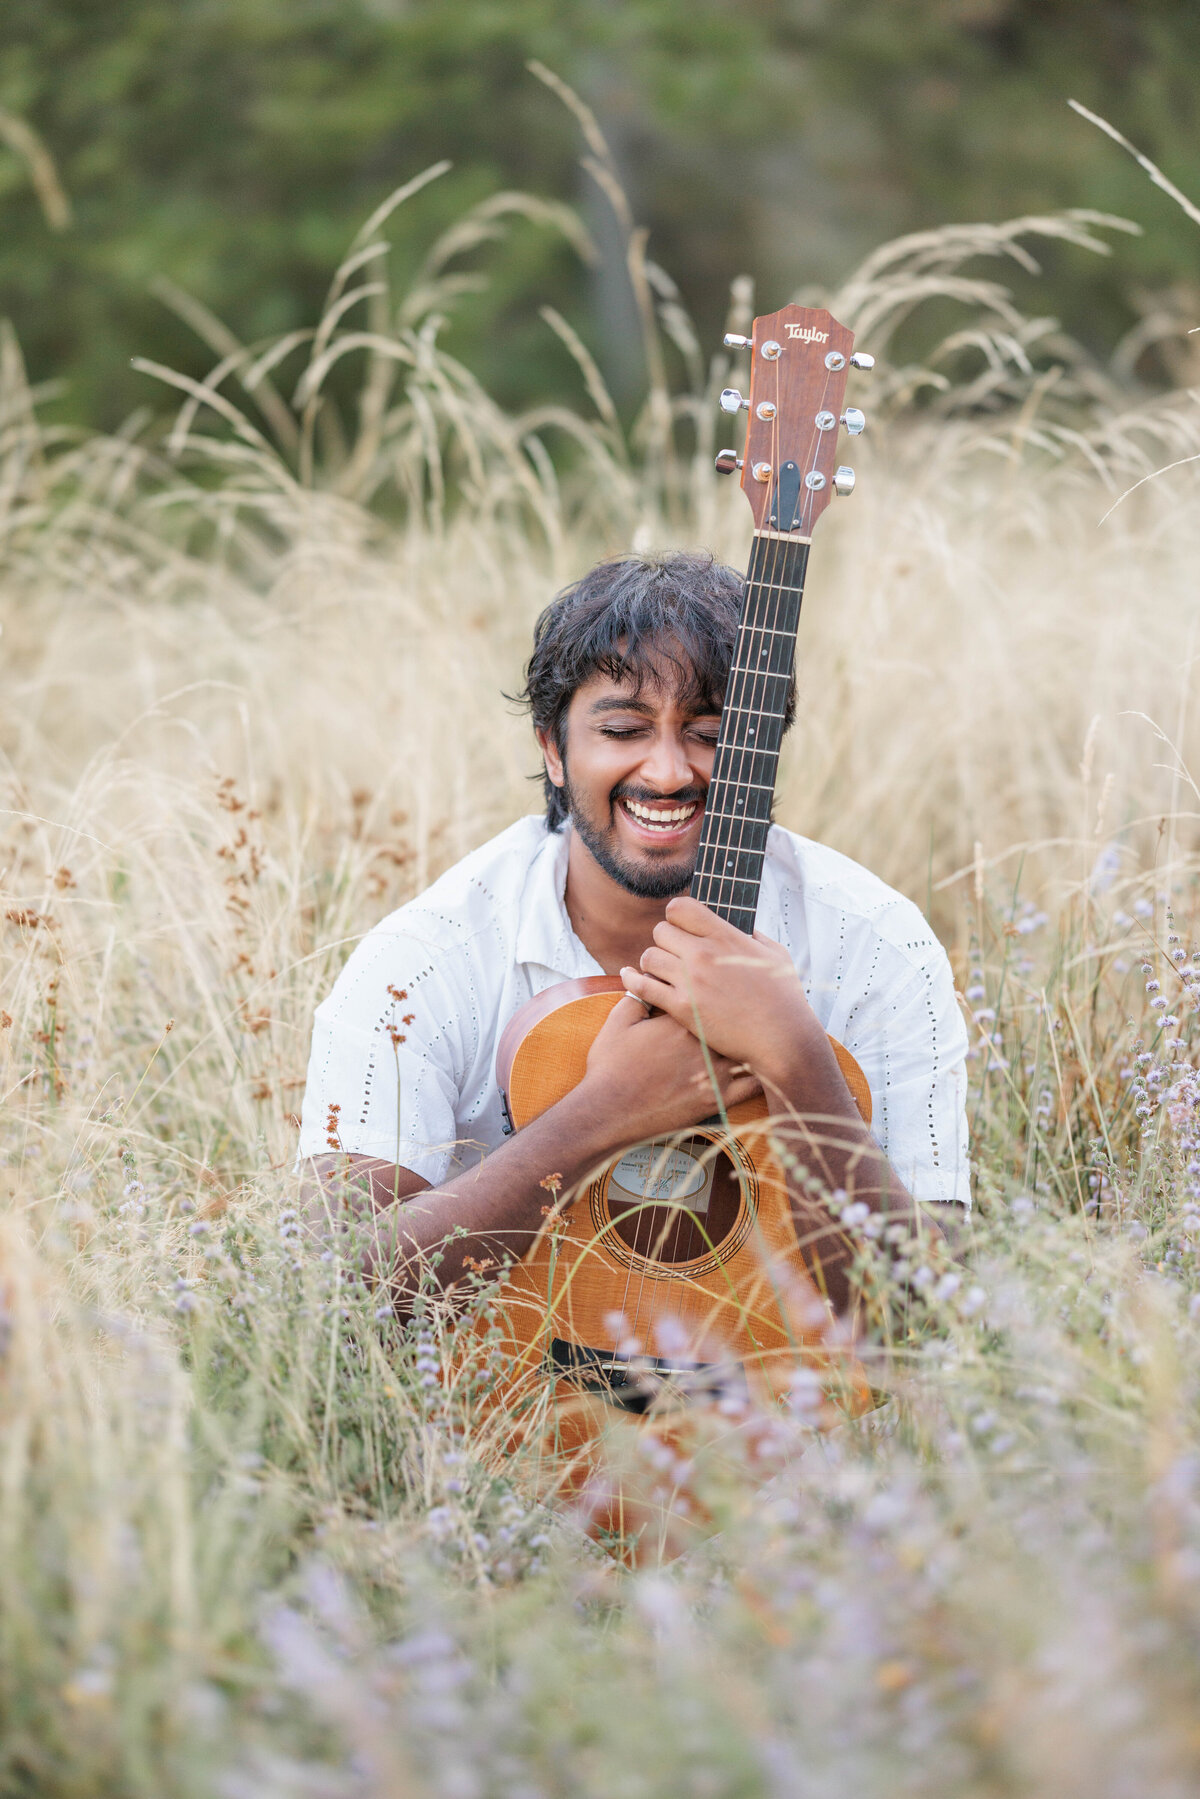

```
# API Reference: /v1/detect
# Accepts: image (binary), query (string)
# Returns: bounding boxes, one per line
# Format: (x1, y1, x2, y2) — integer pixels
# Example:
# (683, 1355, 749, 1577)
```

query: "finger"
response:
(724, 1072, 762, 1108)
(688, 1066, 759, 1111)
(599, 992, 652, 1037)
(750, 931, 795, 974)
(622, 965, 688, 1022)
(663, 894, 725, 936)
(651, 918, 697, 956)
(638, 945, 683, 984)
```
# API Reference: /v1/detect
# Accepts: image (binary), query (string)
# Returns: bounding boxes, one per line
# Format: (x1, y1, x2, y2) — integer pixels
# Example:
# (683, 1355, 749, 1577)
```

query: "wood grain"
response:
(491, 978, 873, 1432)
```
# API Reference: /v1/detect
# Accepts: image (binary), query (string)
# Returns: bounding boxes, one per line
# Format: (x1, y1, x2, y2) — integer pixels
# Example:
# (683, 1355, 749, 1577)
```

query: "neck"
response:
(563, 829, 678, 974)
(689, 530, 809, 932)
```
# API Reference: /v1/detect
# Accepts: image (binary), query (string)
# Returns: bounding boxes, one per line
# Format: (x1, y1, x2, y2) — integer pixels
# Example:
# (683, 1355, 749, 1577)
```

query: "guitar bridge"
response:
(548, 1337, 747, 1414)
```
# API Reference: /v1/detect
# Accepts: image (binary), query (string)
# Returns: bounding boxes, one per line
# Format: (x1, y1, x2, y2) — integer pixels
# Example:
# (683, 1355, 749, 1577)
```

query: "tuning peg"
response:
(719, 388, 749, 414)
(714, 448, 744, 474)
(833, 466, 856, 497)
(841, 407, 866, 435)
(849, 352, 875, 371)
(723, 333, 752, 350)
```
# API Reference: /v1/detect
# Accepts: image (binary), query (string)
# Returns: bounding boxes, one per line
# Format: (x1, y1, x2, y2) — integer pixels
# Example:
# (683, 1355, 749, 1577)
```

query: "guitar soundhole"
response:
(604, 1136, 744, 1267)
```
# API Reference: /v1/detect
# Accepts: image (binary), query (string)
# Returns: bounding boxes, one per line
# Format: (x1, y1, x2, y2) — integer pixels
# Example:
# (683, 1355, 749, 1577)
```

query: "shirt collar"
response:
(515, 821, 602, 976)
(515, 821, 802, 976)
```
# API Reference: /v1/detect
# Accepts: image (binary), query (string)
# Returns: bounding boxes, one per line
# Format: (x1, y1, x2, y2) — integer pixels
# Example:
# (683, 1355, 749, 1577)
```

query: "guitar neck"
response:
(689, 531, 809, 932)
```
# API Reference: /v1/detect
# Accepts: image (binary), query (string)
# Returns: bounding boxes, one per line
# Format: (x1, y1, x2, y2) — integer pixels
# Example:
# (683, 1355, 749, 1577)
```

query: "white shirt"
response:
(299, 815, 971, 1206)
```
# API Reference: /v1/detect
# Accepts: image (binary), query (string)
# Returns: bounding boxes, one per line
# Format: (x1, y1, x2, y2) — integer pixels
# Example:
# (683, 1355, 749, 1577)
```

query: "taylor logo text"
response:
(785, 323, 829, 343)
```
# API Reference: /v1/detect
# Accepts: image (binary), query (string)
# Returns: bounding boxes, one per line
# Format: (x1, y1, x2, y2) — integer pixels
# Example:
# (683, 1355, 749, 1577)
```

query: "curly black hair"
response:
(514, 550, 796, 830)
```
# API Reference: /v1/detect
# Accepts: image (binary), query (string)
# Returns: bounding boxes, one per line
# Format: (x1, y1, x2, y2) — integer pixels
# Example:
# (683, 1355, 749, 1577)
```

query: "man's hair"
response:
(516, 550, 796, 830)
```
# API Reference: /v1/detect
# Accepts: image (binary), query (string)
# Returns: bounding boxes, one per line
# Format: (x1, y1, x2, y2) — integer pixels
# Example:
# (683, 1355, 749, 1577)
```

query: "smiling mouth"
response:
(618, 797, 702, 835)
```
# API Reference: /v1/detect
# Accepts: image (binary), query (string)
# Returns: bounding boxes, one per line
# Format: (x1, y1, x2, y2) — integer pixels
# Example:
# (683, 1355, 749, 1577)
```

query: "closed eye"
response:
(598, 725, 719, 744)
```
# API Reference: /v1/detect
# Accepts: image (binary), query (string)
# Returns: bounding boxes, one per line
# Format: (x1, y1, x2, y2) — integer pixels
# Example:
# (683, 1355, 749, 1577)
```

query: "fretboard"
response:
(690, 532, 809, 931)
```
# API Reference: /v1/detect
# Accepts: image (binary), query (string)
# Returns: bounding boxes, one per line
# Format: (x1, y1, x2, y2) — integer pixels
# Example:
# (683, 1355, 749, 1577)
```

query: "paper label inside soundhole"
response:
(609, 1140, 714, 1212)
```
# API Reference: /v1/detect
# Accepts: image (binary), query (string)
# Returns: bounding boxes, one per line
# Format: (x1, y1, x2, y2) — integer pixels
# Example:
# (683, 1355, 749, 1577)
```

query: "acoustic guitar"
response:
(493, 303, 874, 1431)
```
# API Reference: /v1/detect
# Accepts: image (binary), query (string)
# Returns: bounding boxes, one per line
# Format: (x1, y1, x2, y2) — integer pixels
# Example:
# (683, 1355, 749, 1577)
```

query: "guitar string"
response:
(698, 380, 792, 924)
(696, 414, 788, 918)
(702, 345, 836, 917)
(678, 347, 840, 1351)
(678, 354, 836, 1359)
(698, 347, 836, 921)
(622, 341, 843, 1365)
(673, 525, 793, 1339)
(646, 366, 793, 1351)
(633, 458, 797, 1354)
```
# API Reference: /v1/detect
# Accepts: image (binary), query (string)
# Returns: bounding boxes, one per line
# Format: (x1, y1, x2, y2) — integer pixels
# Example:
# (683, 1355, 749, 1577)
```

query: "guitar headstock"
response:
(715, 305, 872, 536)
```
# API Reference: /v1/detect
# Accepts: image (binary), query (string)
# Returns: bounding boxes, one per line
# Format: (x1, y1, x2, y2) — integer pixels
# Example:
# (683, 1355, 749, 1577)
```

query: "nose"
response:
(638, 727, 698, 794)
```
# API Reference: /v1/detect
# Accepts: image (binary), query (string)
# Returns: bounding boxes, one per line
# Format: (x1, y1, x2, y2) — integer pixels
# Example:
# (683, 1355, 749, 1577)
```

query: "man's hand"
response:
(577, 992, 761, 1151)
(619, 895, 827, 1092)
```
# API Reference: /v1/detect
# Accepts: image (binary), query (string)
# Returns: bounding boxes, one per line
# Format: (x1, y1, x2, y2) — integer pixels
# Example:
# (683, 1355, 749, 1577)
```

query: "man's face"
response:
(538, 659, 721, 900)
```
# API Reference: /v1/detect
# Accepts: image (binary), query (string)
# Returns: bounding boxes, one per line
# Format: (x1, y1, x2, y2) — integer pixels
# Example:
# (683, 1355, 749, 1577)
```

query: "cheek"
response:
(565, 743, 629, 806)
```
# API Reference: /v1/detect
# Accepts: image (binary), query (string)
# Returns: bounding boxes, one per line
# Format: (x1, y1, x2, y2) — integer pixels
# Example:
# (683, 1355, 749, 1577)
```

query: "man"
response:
(300, 552, 969, 1314)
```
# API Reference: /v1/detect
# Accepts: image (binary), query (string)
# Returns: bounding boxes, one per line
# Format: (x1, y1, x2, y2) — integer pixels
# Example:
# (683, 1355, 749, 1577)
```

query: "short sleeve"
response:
(839, 953, 971, 1209)
(297, 923, 474, 1187)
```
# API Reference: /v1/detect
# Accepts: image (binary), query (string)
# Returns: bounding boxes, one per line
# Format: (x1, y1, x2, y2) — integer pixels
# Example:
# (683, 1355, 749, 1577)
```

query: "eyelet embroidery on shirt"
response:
(299, 816, 969, 1204)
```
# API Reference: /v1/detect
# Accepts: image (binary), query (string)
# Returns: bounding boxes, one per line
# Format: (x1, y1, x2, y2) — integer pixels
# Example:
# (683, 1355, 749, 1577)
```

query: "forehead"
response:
(571, 662, 720, 720)
(570, 639, 721, 718)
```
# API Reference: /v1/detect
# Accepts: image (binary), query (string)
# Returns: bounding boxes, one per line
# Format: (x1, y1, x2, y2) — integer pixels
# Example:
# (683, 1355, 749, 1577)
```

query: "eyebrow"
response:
(585, 694, 721, 719)
(586, 695, 656, 717)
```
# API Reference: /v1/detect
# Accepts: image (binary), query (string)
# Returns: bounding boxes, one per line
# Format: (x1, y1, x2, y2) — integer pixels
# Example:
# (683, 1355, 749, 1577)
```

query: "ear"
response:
(535, 725, 565, 789)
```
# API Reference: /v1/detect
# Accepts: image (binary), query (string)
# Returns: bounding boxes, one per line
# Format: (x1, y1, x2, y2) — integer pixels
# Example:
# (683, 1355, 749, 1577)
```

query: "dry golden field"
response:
(4, 144, 1200, 1795)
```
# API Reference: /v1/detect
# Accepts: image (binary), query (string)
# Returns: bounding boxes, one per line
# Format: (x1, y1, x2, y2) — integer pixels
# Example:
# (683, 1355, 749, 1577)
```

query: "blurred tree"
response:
(0, 0, 1198, 431)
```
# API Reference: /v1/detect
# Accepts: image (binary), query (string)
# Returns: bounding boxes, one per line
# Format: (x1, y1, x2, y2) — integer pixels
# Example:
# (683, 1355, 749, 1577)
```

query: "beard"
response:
(562, 767, 704, 901)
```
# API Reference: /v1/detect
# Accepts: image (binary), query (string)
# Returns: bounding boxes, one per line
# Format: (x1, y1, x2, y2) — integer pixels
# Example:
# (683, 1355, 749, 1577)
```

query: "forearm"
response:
(305, 1086, 620, 1303)
(758, 1030, 943, 1315)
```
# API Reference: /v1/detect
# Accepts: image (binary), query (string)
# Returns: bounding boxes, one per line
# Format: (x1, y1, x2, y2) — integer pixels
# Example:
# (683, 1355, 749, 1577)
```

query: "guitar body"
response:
(491, 977, 872, 1431)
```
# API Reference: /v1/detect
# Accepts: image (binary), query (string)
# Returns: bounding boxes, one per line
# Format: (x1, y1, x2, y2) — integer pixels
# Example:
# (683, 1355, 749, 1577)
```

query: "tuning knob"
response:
(723, 333, 752, 350)
(714, 448, 744, 475)
(719, 388, 749, 414)
(841, 407, 866, 435)
(849, 352, 875, 371)
(833, 466, 856, 497)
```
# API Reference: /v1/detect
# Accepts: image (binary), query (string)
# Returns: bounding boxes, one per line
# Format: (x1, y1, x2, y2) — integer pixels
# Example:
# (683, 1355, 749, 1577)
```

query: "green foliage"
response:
(2, 0, 1200, 430)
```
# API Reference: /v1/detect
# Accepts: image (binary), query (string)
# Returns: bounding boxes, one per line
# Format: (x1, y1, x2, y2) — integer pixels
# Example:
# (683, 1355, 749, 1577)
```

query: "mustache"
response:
(611, 783, 706, 807)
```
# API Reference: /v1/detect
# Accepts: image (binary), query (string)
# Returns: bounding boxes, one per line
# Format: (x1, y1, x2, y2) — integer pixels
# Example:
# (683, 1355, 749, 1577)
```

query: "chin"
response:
(606, 844, 694, 901)
(566, 793, 697, 900)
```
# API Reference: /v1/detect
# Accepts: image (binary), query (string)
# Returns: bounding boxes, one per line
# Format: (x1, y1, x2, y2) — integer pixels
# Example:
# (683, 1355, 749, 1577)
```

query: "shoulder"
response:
(765, 826, 950, 982)
(318, 815, 551, 1011)
(394, 814, 552, 943)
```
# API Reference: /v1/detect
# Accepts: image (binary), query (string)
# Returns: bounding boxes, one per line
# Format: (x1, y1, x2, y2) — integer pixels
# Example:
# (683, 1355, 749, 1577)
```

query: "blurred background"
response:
(2, 0, 1198, 432)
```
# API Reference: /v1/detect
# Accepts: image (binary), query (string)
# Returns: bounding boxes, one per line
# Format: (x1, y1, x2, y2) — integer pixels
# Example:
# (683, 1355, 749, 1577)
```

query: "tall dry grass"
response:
(4, 104, 1200, 1795)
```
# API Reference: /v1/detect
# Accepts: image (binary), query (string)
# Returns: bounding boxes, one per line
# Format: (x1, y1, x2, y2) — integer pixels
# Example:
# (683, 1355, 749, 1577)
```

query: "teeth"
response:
(624, 799, 699, 828)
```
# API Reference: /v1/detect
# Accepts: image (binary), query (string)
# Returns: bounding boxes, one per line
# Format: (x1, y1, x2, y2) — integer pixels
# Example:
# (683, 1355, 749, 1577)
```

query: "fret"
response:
(714, 722, 786, 751)
(694, 855, 770, 885)
(693, 844, 770, 878)
(704, 802, 772, 826)
(694, 863, 764, 883)
(699, 801, 773, 827)
(691, 869, 762, 898)
(690, 535, 811, 931)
